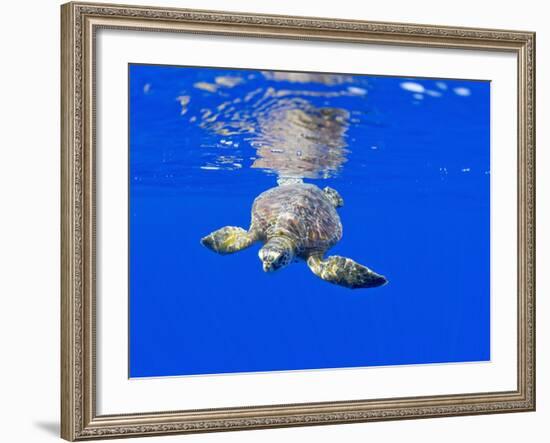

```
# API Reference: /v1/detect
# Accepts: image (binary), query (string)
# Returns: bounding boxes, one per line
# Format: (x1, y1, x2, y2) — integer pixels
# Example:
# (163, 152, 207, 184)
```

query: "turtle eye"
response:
(259, 247, 287, 272)
(258, 249, 267, 261)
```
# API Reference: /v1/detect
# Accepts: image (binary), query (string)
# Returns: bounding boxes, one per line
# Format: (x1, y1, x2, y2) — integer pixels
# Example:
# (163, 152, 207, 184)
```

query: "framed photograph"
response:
(61, 2, 536, 440)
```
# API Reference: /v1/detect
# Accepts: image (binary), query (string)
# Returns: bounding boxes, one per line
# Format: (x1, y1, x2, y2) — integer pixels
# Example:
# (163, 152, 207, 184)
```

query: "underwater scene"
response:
(129, 64, 490, 378)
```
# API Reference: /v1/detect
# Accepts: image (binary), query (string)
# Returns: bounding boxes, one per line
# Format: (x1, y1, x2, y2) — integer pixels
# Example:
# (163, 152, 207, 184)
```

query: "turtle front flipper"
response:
(307, 254, 387, 289)
(201, 226, 257, 255)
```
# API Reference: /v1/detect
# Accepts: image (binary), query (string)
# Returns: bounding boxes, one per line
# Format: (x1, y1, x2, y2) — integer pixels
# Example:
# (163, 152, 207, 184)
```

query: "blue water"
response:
(129, 64, 490, 378)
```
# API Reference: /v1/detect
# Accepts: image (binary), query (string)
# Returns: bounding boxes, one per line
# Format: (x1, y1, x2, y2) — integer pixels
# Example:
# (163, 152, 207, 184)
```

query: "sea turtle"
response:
(200, 180, 387, 289)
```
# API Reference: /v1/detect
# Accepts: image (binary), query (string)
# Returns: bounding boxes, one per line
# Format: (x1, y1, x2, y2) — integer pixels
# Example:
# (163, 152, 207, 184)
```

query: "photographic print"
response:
(129, 64, 490, 378)
(61, 5, 535, 439)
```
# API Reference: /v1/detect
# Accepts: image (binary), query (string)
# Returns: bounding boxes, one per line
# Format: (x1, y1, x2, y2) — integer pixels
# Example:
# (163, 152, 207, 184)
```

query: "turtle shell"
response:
(250, 183, 342, 256)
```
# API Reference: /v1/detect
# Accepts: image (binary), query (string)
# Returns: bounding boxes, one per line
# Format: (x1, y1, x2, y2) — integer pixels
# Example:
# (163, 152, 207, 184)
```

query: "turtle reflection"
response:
(196, 86, 351, 179)
(250, 99, 349, 179)
(251, 71, 351, 179)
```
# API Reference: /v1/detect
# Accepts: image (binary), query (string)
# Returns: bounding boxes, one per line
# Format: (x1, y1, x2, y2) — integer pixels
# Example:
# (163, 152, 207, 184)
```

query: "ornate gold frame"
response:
(61, 1, 536, 440)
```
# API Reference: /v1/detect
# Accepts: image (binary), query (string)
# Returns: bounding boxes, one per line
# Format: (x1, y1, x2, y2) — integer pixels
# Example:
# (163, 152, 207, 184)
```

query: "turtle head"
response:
(259, 237, 295, 272)
(323, 187, 344, 208)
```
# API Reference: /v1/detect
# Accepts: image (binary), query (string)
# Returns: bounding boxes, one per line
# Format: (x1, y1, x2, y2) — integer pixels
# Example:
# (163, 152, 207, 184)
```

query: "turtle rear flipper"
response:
(307, 255, 387, 289)
(201, 226, 257, 255)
